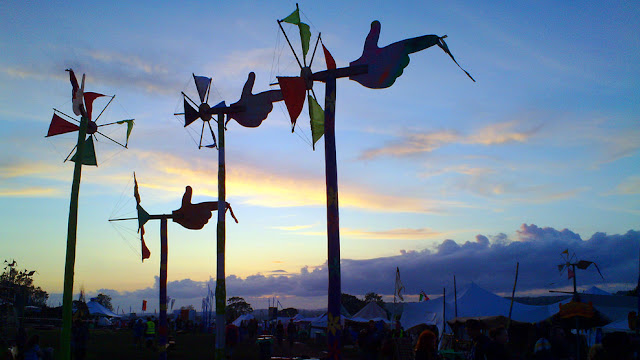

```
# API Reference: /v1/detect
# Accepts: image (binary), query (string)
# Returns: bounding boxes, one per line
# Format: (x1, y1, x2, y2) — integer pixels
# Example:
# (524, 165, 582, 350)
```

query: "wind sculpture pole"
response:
(110, 175, 237, 360)
(46, 69, 133, 360)
(275, 6, 474, 358)
(176, 74, 282, 359)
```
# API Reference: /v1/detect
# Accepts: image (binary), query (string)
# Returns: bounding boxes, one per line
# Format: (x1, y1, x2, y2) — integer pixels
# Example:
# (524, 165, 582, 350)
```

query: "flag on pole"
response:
(419, 290, 429, 302)
(142, 300, 147, 311)
(395, 267, 405, 302)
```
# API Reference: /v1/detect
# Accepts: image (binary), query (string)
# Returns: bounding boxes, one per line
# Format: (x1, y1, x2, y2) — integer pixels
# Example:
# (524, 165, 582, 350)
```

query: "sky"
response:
(1, 1, 639, 313)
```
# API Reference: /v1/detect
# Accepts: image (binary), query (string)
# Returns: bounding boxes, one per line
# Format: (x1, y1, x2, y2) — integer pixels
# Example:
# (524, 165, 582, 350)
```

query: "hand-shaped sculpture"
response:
(350, 20, 474, 89)
(228, 72, 283, 128)
(172, 186, 238, 230)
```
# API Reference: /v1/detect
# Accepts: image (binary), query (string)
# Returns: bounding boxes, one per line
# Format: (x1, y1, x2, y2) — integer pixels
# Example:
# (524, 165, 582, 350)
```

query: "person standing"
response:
(287, 319, 296, 349)
(466, 319, 490, 360)
(414, 329, 440, 360)
(145, 317, 156, 349)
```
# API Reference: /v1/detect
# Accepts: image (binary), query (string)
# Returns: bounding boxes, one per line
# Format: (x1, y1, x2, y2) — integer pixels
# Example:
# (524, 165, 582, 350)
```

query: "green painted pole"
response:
(60, 115, 88, 360)
(215, 113, 226, 360)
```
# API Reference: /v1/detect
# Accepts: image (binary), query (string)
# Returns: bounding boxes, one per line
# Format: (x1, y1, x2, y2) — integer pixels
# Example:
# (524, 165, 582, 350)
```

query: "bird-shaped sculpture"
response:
(350, 20, 474, 89)
(227, 72, 283, 128)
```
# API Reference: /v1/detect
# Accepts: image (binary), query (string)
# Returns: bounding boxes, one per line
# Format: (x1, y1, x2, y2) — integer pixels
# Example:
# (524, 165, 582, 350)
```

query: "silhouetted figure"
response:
(22, 335, 43, 360)
(487, 326, 510, 360)
(287, 319, 296, 348)
(71, 319, 89, 360)
(225, 321, 239, 358)
(414, 329, 440, 360)
(466, 319, 490, 360)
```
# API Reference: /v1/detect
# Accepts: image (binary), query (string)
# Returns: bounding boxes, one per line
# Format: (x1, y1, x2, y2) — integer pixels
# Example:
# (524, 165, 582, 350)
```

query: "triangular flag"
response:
(322, 44, 336, 70)
(46, 113, 79, 137)
(395, 267, 405, 302)
(568, 267, 575, 279)
(299, 22, 311, 58)
(116, 119, 134, 146)
(70, 136, 97, 166)
(561, 249, 569, 255)
(277, 76, 307, 131)
(282, 8, 301, 24)
(308, 95, 324, 149)
(83, 92, 105, 121)
(193, 75, 211, 103)
(184, 99, 200, 127)
(281, 8, 311, 59)
(137, 204, 150, 231)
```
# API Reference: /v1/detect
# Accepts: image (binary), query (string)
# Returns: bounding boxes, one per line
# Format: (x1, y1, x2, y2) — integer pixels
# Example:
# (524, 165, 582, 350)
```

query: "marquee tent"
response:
(400, 283, 553, 334)
(87, 300, 121, 318)
(349, 302, 390, 324)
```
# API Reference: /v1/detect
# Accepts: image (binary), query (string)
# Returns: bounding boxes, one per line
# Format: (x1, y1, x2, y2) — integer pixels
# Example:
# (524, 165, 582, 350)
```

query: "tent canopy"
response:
(350, 302, 390, 324)
(87, 300, 120, 318)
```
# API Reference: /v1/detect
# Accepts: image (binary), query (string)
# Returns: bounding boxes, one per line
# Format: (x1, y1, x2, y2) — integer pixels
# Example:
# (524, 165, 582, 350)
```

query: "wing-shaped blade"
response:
(83, 92, 106, 121)
(277, 76, 307, 130)
(184, 99, 200, 127)
(69, 136, 97, 166)
(193, 75, 212, 103)
(46, 113, 79, 137)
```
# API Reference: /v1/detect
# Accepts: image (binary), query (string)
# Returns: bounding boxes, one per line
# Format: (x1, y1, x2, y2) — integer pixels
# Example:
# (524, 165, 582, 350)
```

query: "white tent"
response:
(400, 283, 553, 334)
(232, 313, 254, 327)
(87, 300, 121, 318)
(350, 302, 390, 324)
(583, 286, 611, 296)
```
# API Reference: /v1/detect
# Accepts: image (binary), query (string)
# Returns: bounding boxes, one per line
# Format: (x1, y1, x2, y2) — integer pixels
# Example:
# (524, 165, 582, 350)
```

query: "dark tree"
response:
(0, 259, 48, 307)
(94, 293, 113, 311)
(226, 297, 253, 321)
(364, 292, 385, 308)
(341, 293, 365, 316)
(279, 307, 298, 318)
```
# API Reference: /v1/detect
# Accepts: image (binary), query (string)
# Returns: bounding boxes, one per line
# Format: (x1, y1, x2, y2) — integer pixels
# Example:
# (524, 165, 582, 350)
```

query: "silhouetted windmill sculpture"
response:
(109, 174, 237, 360)
(176, 74, 282, 359)
(556, 249, 605, 300)
(276, 6, 474, 358)
(46, 69, 134, 360)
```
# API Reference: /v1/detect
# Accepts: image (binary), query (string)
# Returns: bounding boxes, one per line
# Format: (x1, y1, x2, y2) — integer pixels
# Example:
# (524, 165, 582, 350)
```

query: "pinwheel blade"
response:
(277, 76, 307, 130)
(184, 99, 200, 127)
(193, 75, 212, 104)
(46, 113, 79, 137)
(69, 136, 97, 166)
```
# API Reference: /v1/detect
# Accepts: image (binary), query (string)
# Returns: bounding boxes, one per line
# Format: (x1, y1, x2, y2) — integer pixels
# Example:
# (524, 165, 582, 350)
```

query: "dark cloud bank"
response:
(50, 224, 640, 311)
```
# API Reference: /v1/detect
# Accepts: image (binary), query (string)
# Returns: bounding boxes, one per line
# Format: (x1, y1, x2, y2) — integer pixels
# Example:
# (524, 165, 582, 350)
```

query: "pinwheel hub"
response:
(301, 66, 314, 90)
(87, 120, 98, 135)
(199, 103, 212, 121)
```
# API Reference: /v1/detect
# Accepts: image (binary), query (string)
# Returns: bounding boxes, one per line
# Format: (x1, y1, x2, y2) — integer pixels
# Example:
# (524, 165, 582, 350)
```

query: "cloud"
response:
(341, 227, 444, 240)
(50, 224, 638, 310)
(272, 224, 315, 231)
(611, 175, 640, 195)
(107, 150, 446, 213)
(360, 121, 539, 160)
(0, 187, 61, 197)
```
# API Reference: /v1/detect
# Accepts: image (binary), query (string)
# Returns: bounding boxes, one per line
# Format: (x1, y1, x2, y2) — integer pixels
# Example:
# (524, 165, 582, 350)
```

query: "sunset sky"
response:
(1, 1, 638, 312)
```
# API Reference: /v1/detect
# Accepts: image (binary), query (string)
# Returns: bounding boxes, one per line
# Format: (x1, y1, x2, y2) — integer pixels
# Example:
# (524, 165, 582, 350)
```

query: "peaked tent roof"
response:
(583, 286, 611, 295)
(87, 300, 121, 318)
(400, 283, 553, 334)
(350, 302, 390, 323)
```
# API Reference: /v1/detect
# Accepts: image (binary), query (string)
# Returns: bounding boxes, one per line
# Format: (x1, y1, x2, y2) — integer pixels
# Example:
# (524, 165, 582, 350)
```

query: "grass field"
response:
(2, 327, 363, 359)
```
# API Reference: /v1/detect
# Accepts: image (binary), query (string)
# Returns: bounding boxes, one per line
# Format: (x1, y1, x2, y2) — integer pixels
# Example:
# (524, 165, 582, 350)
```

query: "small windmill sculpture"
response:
(557, 249, 604, 300)
(175, 73, 281, 358)
(110, 174, 237, 360)
(48, 69, 133, 360)
(46, 69, 134, 165)
(275, 6, 474, 358)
